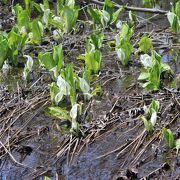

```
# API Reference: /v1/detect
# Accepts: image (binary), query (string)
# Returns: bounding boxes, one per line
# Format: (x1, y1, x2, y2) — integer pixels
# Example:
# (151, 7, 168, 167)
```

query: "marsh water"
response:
(0, 0, 179, 180)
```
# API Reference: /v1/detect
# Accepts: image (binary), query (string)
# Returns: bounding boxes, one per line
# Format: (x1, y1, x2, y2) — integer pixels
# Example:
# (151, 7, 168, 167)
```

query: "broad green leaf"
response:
(120, 23, 134, 41)
(43, 0, 49, 10)
(53, 44, 64, 72)
(138, 71, 150, 81)
(13, 4, 23, 17)
(87, 7, 102, 25)
(148, 61, 161, 90)
(44, 176, 51, 180)
(47, 106, 70, 120)
(38, 52, 55, 70)
(149, 100, 159, 114)
(85, 50, 102, 74)
(30, 20, 43, 44)
(139, 35, 152, 53)
(83, 67, 91, 83)
(162, 128, 175, 149)
(17, 10, 30, 30)
(61, 6, 79, 33)
(32, 2, 43, 13)
(118, 39, 133, 65)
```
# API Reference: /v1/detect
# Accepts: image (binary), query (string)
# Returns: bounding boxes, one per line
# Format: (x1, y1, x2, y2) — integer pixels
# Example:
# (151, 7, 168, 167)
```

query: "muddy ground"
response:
(0, 0, 180, 180)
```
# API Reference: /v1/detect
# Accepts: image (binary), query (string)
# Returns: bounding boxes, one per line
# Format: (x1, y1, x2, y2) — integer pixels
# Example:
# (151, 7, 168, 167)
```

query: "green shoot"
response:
(141, 100, 159, 133)
(138, 34, 153, 54)
(162, 128, 175, 149)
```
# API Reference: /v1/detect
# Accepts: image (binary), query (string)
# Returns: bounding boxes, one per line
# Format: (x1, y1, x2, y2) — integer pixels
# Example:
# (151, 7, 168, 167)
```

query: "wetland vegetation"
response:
(0, 0, 179, 179)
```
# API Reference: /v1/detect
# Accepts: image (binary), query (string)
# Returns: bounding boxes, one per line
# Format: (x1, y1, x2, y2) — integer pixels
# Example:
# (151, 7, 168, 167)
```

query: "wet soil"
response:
(0, 0, 180, 180)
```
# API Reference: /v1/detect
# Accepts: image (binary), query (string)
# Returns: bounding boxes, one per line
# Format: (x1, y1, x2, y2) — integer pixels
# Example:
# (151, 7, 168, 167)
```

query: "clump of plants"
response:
(38, 45, 92, 136)
(162, 128, 180, 153)
(141, 100, 159, 133)
(138, 50, 173, 91)
(167, 1, 180, 33)
(115, 23, 134, 65)
(87, 0, 123, 29)
(79, 32, 104, 75)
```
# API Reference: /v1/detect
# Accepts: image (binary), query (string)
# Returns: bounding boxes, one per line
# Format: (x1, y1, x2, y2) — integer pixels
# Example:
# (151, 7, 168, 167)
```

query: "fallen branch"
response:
(90, 0, 168, 14)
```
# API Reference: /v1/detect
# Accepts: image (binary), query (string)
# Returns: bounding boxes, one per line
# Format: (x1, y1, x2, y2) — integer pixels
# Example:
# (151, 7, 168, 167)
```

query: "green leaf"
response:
(120, 23, 134, 41)
(50, 82, 59, 103)
(30, 19, 43, 44)
(47, 106, 70, 120)
(53, 44, 64, 73)
(149, 100, 160, 115)
(17, 9, 30, 30)
(85, 50, 102, 74)
(139, 34, 152, 53)
(162, 128, 175, 149)
(24, 0, 31, 14)
(0, 35, 8, 68)
(103, 0, 113, 23)
(44, 176, 51, 180)
(89, 32, 104, 50)
(141, 116, 152, 132)
(148, 61, 161, 90)
(87, 7, 102, 25)
(38, 52, 54, 70)
(61, 6, 79, 33)
(43, 0, 49, 10)
(138, 71, 150, 81)
(175, 1, 180, 18)
(117, 39, 133, 66)
(65, 64, 77, 106)
(57, 0, 64, 14)
(112, 7, 124, 24)
(83, 67, 91, 83)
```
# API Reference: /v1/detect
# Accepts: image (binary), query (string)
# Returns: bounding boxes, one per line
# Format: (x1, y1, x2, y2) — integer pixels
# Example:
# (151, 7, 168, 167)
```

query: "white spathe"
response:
(140, 54, 153, 68)
(150, 109, 157, 126)
(70, 103, 79, 120)
(57, 75, 70, 95)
